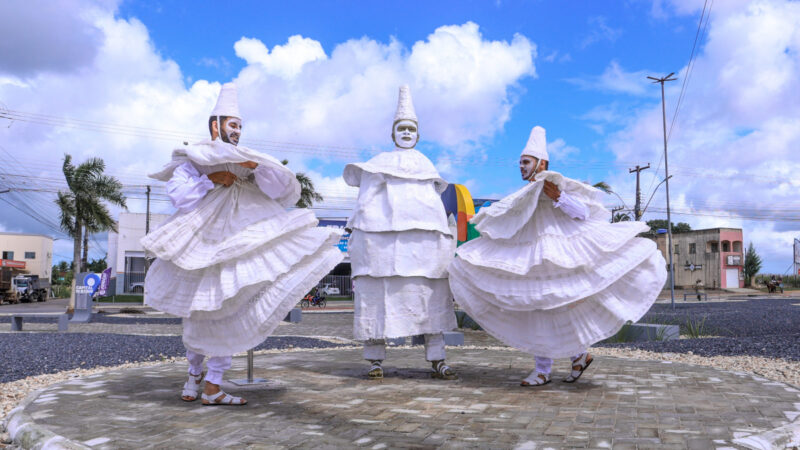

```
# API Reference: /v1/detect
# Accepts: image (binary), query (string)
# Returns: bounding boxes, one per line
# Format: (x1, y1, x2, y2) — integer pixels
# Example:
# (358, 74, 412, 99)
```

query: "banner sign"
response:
(318, 219, 350, 254)
(794, 238, 800, 265)
(96, 268, 112, 297)
(0, 259, 26, 269)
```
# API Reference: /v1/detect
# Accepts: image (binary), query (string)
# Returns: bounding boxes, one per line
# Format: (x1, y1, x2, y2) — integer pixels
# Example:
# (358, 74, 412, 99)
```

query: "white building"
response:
(107, 212, 169, 294)
(0, 232, 54, 279)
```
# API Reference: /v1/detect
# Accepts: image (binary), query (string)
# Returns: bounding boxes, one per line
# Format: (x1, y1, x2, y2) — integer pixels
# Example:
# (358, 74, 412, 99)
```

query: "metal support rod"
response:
(230, 348, 267, 385)
(648, 73, 678, 309)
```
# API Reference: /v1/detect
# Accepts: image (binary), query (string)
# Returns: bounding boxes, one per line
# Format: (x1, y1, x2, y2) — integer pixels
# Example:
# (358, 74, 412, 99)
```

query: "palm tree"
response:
(612, 212, 631, 223)
(281, 159, 323, 208)
(56, 154, 126, 312)
(592, 181, 612, 194)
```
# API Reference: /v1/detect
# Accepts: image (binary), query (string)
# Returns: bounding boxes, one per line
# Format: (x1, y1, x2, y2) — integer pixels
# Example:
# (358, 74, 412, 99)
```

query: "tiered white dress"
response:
(142, 140, 344, 356)
(448, 171, 667, 358)
(344, 148, 457, 340)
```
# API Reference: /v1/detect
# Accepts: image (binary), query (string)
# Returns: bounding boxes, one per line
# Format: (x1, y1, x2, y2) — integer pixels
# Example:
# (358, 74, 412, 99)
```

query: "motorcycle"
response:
(301, 292, 327, 308)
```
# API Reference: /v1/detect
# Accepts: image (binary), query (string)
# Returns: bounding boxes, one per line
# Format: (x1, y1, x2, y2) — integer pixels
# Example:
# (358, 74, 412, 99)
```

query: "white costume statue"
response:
(142, 83, 343, 404)
(344, 85, 458, 380)
(448, 126, 667, 386)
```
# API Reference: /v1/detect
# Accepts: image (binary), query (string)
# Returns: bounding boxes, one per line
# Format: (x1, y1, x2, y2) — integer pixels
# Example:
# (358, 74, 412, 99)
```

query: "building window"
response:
(732, 241, 742, 252)
(674, 244, 679, 254)
(722, 241, 730, 252)
(689, 243, 696, 254)
(709, 242, 719, 253)
(25, 252, 36, 259)
(2, 251, 13, 260)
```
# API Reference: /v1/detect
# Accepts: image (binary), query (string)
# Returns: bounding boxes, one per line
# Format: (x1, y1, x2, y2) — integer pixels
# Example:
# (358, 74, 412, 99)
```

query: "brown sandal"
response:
(563, 353, 593, 383)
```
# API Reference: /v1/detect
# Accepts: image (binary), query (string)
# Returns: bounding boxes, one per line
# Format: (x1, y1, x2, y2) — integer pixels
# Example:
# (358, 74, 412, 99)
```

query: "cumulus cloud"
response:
(0, 3, 537, 261)
(0, 0, 110, 77)
(567, 60, 655, 96)
(599, 0, 800, 272)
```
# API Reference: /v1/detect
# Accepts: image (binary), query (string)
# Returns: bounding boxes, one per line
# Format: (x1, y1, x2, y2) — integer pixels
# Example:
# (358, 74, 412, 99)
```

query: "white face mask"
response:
(519, 156, 539, 181)
(220, 117, 242, 145)
(393, 119, 418, 149)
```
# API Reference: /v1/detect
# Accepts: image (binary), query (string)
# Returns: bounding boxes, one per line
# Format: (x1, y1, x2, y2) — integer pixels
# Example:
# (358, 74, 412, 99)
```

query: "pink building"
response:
(655, 227, 744, 289)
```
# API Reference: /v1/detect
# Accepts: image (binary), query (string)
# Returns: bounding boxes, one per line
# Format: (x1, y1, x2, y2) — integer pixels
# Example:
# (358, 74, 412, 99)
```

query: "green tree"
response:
(743, 241, 762, 287)
(613, 212, 631, 223)
(87, 257, 108, 273)
(281, 159, 323, 208)
(646, 219, 692, 234)
(56, 154, 126, 312)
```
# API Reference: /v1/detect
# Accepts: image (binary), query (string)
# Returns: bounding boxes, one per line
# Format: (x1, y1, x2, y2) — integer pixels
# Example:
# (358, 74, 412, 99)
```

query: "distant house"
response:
(0, 232, 54, 280)
(654, 227, 744, 289)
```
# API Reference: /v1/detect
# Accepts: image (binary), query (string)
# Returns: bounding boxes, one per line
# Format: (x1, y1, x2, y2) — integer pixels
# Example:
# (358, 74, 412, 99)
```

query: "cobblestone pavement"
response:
(6, 348, 800, 449)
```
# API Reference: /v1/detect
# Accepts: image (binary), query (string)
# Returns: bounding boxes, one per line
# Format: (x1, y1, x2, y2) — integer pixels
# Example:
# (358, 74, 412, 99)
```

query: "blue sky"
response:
(1, 0, 799, 274)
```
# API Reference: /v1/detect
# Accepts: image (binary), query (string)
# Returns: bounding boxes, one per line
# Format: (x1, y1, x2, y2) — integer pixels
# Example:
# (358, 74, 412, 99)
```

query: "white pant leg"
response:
(205, 356, 232, 385)
(186, 350, 205, 376)
(363, 339, 386, 361)
(535, 356, 553, 375)
(424, 333, 446, 361)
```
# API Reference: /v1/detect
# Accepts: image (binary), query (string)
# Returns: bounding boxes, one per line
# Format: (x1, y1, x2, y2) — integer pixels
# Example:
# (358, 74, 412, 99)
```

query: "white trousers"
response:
(363, 333, 446, 362)
(186, 350, 232, 385)
(535, 352, 585, 375)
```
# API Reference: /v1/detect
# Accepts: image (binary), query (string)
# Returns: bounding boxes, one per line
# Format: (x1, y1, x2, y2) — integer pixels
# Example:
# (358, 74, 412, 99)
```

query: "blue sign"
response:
(318, 219, 350, 254)
(82, 273, 101, 296)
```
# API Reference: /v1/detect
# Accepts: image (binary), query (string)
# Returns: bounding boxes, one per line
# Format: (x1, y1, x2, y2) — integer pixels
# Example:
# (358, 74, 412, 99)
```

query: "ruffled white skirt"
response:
(449, 199, 667, 358)
(142, 182, 343, 356)
(350, 228, 456, 340)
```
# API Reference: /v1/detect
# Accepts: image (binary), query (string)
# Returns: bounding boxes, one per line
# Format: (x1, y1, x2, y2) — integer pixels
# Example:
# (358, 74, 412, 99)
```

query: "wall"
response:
(107, 212, 170, 294)
(656, 228, 745, 289)
(0, 233, 54, 279)
(719, 228, 744, 288)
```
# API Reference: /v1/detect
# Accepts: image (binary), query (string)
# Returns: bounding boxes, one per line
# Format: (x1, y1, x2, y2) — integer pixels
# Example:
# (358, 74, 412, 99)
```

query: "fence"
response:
(318, 275, 352, 296)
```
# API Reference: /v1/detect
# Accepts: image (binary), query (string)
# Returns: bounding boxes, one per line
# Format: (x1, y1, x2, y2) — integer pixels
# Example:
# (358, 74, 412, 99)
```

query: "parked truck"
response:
(14, 275, 50, 302)
(1, 268, 19, 304)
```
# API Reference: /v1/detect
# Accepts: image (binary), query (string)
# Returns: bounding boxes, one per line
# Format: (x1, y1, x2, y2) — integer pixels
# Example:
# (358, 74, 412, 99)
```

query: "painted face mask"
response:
(393, 119, 418, 149)
(221, 117, 242, 145)
(519, 156, 540, 181)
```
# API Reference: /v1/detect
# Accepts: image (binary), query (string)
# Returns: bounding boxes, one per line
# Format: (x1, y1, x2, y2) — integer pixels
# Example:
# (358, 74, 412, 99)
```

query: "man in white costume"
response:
(143, 83, 343, 405)
(343, 85, 458, 380)
(449, 126, 667, 387)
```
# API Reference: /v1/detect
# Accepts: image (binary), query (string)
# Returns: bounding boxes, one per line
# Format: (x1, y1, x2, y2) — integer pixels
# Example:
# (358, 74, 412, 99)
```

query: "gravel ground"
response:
(0, 334, 347, 383)
(595, 297, 800, 360)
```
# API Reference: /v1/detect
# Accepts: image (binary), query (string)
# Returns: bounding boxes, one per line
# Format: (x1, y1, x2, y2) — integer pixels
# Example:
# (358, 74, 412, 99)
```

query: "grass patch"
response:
(324, 295, 352, 301)
(606, 321, 636, 343)
(96, 294, 144, 303)
(683, 315, 710, 338)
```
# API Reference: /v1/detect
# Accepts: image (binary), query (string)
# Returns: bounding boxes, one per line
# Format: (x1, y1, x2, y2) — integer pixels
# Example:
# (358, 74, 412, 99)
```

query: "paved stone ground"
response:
(6, 348, 800, 449)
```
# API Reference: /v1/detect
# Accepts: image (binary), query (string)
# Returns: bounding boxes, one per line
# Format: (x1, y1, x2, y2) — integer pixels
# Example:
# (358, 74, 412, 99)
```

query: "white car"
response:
(319, 283, 340, 296)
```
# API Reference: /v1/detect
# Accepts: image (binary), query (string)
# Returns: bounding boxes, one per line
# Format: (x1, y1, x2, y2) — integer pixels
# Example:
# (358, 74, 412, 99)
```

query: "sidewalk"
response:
(5, 347, 800, 449)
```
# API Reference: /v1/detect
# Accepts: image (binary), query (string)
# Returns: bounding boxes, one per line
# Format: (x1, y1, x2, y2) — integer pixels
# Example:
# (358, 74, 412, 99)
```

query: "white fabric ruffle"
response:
(143, 143, 344, 356)
(346, 171, 451, 234)
(353, 276, 456, 341)
(349, 230, 454, 279)
(183, 245, 344, 356)
(150, 140, 300, 207)
(145, 226, 341, 316)
(448, 171, 667, 357)
(343, 148, 447, 193)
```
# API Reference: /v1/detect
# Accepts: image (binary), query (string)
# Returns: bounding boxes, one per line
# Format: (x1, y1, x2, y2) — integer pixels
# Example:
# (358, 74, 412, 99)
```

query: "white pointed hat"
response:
(210, 82, 241, 119)
(521, 126, 548, 161)
(393, 85, 418, 124)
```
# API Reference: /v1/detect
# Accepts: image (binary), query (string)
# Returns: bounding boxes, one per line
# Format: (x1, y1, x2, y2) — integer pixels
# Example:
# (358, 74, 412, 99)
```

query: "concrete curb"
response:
(734, 415, 800, 449)
(3, 383, 89, 449)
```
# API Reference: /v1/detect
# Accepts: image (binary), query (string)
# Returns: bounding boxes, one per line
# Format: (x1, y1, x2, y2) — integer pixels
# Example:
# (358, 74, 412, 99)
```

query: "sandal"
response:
(520, 371, 551, 387)
(181, 372, 204, 402)
(563, 353, 593, 383)
(201, 389, 247, 406)
(431, 360, 458, 380)
(367, 360, 384, 379)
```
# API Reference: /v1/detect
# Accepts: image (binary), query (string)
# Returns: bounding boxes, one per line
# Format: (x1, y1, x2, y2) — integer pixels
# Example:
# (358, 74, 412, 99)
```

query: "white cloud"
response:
(604, 0, 800, 272)
(0, 4, 536, 255)
(579, 16, 622, 49)
(567, 60, 654, 96)
(547, 138, 580, 161)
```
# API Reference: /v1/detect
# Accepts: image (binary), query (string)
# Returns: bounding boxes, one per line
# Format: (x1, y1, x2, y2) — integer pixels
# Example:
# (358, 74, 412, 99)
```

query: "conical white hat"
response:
(393, 85, 418, 124)
(210, 82, 241, 119)
(521, 126, 548, 161)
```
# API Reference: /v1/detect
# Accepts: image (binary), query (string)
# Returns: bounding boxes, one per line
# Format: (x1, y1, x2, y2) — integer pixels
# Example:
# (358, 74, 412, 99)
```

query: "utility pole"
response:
(145, 185, 151, 235)
(629, 164, 650, 221)
(648, 72, 678, 309)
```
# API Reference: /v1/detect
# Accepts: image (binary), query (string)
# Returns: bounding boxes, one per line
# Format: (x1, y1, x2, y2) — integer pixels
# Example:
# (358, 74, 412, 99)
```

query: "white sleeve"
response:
(253, 164, 295, 200)
(553, 191, 589, 220)
(166, 162, 214, 213)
